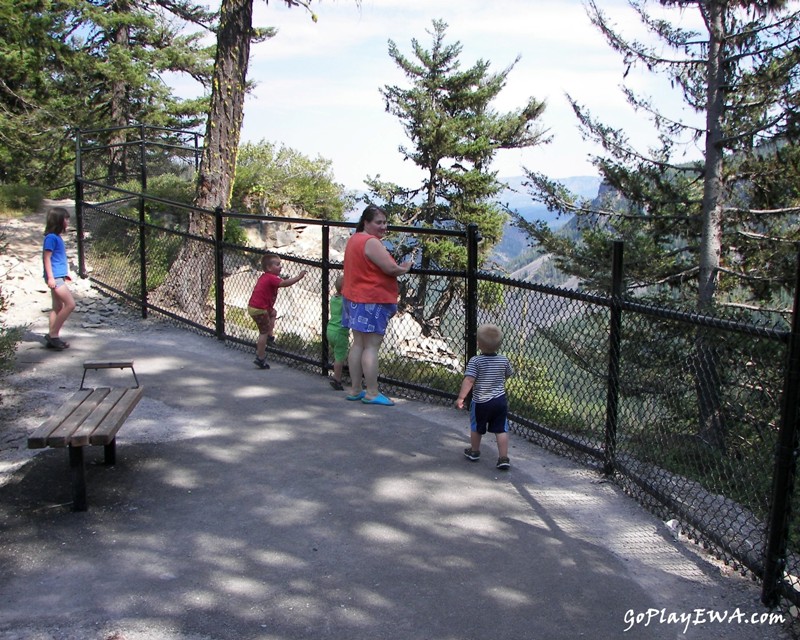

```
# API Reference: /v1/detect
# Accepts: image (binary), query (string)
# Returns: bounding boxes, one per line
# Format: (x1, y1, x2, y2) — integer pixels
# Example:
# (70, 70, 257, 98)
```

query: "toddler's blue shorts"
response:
(470, 395, 509, 434)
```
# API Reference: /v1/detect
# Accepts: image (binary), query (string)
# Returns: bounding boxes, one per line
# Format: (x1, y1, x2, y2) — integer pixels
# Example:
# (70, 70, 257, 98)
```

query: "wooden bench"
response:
(28, 360, 143, 511)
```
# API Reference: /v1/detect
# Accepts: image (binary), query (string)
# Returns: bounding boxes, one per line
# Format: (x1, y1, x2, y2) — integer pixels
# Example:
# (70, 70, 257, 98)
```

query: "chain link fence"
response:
(73, 126, 800, 626)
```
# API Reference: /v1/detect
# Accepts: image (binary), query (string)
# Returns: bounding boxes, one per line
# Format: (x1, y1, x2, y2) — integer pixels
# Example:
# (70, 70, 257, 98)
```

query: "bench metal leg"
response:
(68, 446, 88, 512)
(104, 439, 116, 466)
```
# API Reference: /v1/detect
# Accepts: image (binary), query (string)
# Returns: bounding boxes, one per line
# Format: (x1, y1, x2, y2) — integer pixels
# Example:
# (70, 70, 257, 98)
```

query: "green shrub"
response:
(0, 184, 44, 216)
(275, 332, 322, 359)
(227, 306, 252, 331)
(144, 232, 183, 291)
(224, 218, 249, 247)
(380, 352, 462, 393)
(0, 325, 22, 375)
(116, 174, 194, 229)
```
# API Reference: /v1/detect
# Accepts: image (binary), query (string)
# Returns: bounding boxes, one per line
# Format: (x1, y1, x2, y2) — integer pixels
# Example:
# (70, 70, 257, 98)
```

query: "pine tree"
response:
(516, 0, 800, 452)
(0, 0, 215, 186)
(367, 19, 546, 332)
(521, 0, 800, 309)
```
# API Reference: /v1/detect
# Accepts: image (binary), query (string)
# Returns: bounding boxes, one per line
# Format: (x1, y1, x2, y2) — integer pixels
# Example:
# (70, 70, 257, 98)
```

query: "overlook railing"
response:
(73, 125, 800, 624)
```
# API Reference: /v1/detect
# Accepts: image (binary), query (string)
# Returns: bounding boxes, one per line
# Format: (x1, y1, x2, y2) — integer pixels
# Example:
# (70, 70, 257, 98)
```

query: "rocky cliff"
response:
(228, 212, 463, 372)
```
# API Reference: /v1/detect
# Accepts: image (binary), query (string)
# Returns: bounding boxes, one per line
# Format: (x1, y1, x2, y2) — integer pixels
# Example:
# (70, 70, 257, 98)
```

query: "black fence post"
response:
(138, 186, 148, 320)
(214, 207, 226, 341)
(465, 223, 479, 363)
(604, 240, 624, 475)
(138, 125, 149, 318)
(139, 123, 148, 191)
(74, 130, 87, 278)
(321, 224, 331, 375)
(762, 245, 800, 607)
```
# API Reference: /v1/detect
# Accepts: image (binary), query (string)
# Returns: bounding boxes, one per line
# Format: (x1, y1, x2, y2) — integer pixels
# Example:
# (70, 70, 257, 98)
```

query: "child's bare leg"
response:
(470, 431, 482, 452)
(49, 308, 58, 336)
(348, 331, 365, 394)
(333, 360, 344, 383)
(256, 333, 268, 360)
(49, 287, 63, 336)
(266, 309, 277, 340)
(496, 432, 509, 458)
(49, 285, 75, 338)
(253, 314, 270, 359)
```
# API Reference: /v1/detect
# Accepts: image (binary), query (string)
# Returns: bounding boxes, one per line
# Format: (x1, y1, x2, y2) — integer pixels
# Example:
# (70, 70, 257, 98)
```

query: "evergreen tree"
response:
(521, 0, 800, 309)
(367, 19, 546, 333)
(0, 0, 215, 186)
(516, 0, 800, 452)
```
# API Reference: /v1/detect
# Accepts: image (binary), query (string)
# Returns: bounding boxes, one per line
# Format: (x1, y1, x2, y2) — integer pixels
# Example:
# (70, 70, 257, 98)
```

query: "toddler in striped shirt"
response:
(456, 323, 514, 470)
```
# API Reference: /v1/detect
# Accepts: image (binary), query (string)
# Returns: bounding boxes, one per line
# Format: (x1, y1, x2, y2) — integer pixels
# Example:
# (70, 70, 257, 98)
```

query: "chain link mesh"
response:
(74, 126, 800, 620)
(79, 202, 794, 575)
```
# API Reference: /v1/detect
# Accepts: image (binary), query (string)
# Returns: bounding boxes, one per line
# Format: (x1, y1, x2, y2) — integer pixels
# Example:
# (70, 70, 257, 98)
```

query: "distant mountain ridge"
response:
(490, 175, 601, 269)
(496, 175, 601, 226)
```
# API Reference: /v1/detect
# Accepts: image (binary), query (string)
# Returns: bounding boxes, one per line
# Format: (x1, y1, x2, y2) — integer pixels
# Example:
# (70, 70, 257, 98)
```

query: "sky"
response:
(178, 0, 704, 190)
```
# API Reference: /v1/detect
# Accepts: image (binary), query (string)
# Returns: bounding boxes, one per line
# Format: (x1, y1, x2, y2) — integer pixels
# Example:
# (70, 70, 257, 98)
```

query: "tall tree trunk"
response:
(695, 0, 726, 451)
(108, 0, 130, 185)
(152, 0, 253, 320)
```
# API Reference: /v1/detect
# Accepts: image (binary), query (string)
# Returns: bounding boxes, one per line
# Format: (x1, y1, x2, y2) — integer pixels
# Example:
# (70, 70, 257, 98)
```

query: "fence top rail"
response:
(619, 298, 790, 342)
(78, 140, 200, 156)
(78, 180, 198, 213)
(223, 210, 468, 239)
(478, 270, 610, 305)
(76, 178, 469, 240)
(77, 124, 202, 139)
(83, 195, 138, 209)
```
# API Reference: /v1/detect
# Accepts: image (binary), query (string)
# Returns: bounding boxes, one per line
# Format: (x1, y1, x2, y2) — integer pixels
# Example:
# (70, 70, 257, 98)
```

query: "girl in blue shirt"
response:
(42, 207, 76, 350)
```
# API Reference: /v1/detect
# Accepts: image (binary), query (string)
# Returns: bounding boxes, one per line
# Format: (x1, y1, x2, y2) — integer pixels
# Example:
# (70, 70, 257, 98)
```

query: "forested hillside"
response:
(488, 176, 601, 282)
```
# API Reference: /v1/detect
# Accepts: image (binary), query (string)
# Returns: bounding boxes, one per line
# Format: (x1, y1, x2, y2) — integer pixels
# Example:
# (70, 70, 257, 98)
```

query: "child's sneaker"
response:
(329, 379, 344, 391)
(253, 357, 270, 369)
(496, 456, 511, 470)
(463, 448, 480, 461)
(46, 335, 69, 350)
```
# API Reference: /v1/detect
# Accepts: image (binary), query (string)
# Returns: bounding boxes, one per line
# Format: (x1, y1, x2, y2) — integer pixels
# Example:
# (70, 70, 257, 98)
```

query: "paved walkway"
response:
(0, 312, 792, 640)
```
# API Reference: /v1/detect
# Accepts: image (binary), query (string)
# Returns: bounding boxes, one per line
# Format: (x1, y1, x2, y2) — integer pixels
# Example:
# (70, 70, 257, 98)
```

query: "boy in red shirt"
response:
(248, 253, 307, 369)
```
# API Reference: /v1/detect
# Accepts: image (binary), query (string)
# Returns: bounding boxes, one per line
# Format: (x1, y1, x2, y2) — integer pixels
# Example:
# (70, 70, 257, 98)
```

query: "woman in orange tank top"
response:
(341, 205, 413, 406)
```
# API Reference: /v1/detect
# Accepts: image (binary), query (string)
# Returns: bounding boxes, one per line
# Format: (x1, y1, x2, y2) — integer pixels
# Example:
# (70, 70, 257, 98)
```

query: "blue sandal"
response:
(346, 391, 366, 401)
(361, 393, 395, 406)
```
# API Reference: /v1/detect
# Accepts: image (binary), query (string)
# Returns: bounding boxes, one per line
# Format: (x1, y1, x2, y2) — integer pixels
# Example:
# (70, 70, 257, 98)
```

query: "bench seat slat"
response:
(27, 389, 94, 449)
(70, 388, 128, 446)
(89, 386, 144, 445)
(48, 388, 111, 447)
